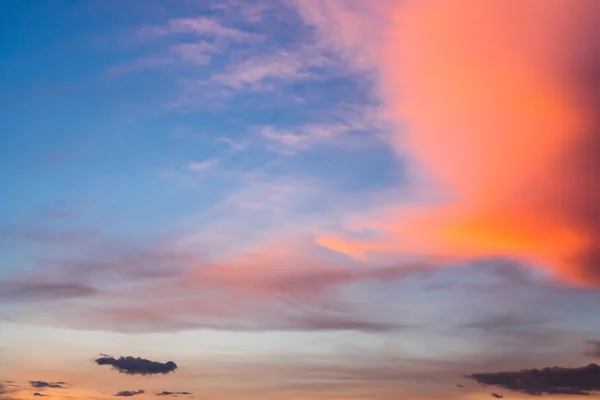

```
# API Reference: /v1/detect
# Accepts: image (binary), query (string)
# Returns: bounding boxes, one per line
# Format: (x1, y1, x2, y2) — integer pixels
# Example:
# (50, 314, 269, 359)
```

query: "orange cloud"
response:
(309, 0, 600, 285)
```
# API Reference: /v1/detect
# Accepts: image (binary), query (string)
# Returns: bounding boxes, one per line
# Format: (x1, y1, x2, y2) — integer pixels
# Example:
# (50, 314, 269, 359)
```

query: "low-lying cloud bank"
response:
(470, 363, 600, 395)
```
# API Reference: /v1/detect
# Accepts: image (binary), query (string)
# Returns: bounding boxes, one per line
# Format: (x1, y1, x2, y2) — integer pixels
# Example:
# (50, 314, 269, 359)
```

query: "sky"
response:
(1, 0, 600, 399)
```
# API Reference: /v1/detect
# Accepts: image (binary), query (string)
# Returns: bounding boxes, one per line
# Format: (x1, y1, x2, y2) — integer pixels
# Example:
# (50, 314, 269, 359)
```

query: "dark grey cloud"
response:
(156, 391, 193, 397)
(469, 363, 600, 395)
(115, 390, 145, 397)
(33, 393, 49, 396)
(28, 381, 66, 389)
(0, 281, 96, 302)
(95, 355, 178, 376)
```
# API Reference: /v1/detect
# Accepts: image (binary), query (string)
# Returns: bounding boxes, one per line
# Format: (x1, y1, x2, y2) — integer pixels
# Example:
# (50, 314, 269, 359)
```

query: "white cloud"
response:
(210, 52, 308, 89)
(258, 107, 384, 154)
(170, 42, 220, 66)
(217, 136, 245, 150)
(208, 47, 337, 91)
(187, 159, 218, 172)
(140, 16, 262, 42)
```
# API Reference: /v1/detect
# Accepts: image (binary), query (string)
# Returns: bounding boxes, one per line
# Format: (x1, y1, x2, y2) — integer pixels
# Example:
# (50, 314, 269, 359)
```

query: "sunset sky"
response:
(1, 1, 600, 399)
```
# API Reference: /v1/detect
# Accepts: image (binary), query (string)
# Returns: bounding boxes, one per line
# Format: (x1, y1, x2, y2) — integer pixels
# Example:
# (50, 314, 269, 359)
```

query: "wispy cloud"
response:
(107, 56, 175, 76)
(139, 17, 262, 41)
(216, 136, 245, 150)
(170, 42, 220, 66)
(208, 50, 331, 90)
(209, 1, 270, 23)
(111, 14, 259, 76)
(187, 159, 218, 172)
(259, 125, 337, 154)
(259, 122, 367, 154)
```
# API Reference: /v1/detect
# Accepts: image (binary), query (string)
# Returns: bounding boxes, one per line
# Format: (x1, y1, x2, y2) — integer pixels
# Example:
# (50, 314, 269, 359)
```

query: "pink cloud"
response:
(296, 0, 600, 286)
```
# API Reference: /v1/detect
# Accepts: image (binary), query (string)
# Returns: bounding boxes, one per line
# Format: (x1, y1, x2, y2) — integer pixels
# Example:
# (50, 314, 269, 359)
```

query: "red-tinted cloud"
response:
(306, 0, 600, 286)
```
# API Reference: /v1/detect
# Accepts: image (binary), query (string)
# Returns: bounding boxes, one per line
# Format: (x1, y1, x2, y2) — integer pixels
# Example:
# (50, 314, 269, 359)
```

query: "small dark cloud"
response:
(33, 393, 49, 396)
(491, 393, 503, 398)
(28, 381, 66, 389)
(115, 390, 145, 397)
(156, 391, 193, 397)
(469, 363, 600, 395)
(95, 355, 178, 376)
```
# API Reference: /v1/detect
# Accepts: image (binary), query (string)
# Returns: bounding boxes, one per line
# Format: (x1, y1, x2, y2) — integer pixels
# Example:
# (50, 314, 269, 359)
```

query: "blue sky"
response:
(2, 1, 600, 400)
